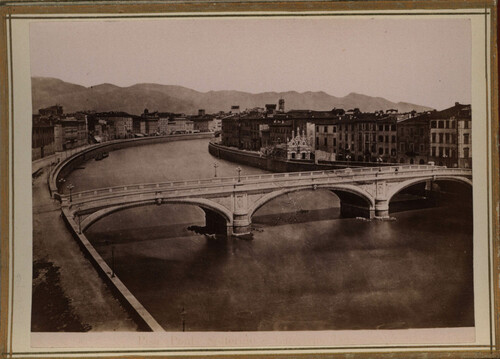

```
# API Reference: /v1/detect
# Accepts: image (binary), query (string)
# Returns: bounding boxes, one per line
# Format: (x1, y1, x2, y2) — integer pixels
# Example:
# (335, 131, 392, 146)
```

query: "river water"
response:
(73, 138, 473, 331)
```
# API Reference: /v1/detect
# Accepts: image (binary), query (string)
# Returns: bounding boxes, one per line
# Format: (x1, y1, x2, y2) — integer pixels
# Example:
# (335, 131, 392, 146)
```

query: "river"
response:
(70, 138, 473, 331)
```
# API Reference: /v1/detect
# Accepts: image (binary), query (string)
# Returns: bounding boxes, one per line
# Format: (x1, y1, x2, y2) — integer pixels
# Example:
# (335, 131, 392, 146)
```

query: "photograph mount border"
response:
(0, 1, 498, 358)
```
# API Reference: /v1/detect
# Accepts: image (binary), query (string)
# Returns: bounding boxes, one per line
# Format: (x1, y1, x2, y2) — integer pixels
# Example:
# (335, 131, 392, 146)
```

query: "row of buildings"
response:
(32, 106, 222, 160)
(221, 101, 472, 168)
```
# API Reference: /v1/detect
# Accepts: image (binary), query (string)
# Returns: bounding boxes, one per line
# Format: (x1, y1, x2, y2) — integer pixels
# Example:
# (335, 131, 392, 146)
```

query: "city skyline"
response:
(30, 17, 471, 110)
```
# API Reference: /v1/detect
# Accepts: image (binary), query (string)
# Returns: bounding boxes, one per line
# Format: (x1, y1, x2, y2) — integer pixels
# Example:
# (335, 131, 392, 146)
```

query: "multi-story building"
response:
(429, 102, 471, 168)
(169, 116, 194, 134)
(397, 112, 431, 164)
(221, 114, 240, 147)
(191, 110, 214, 132)
(32, 116, 55, 160)
(315, 111, 398, 163)
(239, 111, 267, 150)
(209, 117, 222, 133)
(54, 115, 88, 151)
(157, 113, 172, 135)
(456, 105, 472, 168)
(32, 105, 63, 159)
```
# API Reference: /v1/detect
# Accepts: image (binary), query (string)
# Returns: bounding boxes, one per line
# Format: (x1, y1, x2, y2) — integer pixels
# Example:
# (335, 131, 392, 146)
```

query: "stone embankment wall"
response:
(208, 142, 393, 173)
(50, 133, 213, 198)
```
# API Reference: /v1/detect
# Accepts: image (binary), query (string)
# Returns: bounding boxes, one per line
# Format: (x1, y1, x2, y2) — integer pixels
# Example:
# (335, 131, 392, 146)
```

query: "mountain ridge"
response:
(31, 77, 434, 115)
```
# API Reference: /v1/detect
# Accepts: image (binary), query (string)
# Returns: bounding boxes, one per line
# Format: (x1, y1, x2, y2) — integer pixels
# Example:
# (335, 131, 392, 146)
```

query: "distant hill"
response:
(31, 77, 433, 115)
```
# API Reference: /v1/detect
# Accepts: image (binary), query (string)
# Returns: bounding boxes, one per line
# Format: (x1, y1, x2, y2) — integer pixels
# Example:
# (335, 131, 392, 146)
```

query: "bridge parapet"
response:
(61, 166, 472, 235)
(61, 165, 471, 203)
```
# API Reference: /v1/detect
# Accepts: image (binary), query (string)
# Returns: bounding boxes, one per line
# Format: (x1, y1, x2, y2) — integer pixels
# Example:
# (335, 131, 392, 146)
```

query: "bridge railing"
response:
(60, 165, 471, 202)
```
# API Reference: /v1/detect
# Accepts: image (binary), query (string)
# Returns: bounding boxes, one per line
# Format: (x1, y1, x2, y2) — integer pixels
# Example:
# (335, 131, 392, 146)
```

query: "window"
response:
(464, 133, 469, 144)
(400, 142, 405, 152)
(391, 124, 396, 131)
(378, 125, 383, 131)
(420, 144, 425, 153)
(372, 134, 376, 142)
(378, 135, 384, 142)
(419, 128, 424, 136)
(431, 146, 436, 156)
(333, 138, 337, 146)
(351, 134, 354, 141)
(438, 121, 444, 129)
(445, 121, 450, 129)
(324, 137, 327, 146)
(439, 133, 444, 143)
(339, 133, 342, 141)
(385, 125, 390, 131)
(431, 121, 437, 128)
(316, 137, 319, 145)
(451, 120, 456, 129)
(409, 143, 414, 151)
(324, 126, 328, 133)
(464, 147, 469, 158)
(379, 147, 384, 155)
(333, 126, 337, 133)
(432, 133, 436, 143)
(385, 148, 389, 154)
(464, 121, 469, 129)
(391, 135, 395, 143)
(445, 133, 450, 144)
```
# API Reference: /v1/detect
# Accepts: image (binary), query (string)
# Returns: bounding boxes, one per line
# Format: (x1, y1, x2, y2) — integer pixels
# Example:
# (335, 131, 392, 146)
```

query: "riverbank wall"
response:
(50, 133, 213, 198)
(208, 142, 394, 173)
(61, 206, 165, 332)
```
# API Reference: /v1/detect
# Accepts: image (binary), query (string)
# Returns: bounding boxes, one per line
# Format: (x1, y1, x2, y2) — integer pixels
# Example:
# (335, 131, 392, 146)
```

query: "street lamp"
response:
(213, 162, 219, 177)
(236, 167, 241, 182)
(67, 183, 74, 202)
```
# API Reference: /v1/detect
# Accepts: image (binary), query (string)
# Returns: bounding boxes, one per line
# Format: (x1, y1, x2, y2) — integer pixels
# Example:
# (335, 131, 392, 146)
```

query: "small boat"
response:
(95, 151, 109, 161)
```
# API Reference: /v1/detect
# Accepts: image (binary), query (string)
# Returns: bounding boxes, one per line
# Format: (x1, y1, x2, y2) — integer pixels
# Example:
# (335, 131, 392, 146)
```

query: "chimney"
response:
(198, 109, 205, 116)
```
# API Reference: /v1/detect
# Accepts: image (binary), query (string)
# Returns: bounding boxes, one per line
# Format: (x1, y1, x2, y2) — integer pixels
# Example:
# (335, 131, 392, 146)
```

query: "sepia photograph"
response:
(0, 3, 495, 355)
(28, 16, 476, 335)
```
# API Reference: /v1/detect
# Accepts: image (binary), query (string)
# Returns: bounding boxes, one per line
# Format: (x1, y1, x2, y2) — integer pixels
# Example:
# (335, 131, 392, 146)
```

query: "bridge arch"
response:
(385, 175, 473, 204)
(79, 197, 233, 234)
(247, 184, 376, 220)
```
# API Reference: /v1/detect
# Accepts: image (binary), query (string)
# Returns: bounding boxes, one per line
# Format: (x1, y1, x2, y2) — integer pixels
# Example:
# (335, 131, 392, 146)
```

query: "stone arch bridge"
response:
(59, 165, 472, 236)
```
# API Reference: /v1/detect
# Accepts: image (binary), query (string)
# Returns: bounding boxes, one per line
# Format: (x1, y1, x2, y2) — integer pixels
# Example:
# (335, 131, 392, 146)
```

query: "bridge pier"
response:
(232, 213, 251, 235)
(374, 199, 390, 218)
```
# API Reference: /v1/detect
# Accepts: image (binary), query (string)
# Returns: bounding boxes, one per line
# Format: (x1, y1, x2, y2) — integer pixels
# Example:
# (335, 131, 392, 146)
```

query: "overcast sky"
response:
(30, 17, 471, 110)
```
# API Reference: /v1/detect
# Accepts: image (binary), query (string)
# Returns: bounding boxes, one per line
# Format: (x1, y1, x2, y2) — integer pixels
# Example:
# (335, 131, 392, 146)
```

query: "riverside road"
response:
(33, 137, 474, 332)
